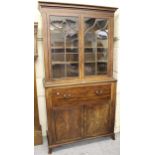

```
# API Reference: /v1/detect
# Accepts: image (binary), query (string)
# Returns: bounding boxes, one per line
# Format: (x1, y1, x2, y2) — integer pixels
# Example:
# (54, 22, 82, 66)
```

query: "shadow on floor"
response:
(34, 133, 120, 155)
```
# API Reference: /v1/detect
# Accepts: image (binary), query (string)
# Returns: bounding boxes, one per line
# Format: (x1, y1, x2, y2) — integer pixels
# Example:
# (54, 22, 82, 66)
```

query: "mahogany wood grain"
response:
(52, 84, 111, 99)
(53, 105, 83, 143)
(38, 1, 118, 13)
(84, 100, 111, 136)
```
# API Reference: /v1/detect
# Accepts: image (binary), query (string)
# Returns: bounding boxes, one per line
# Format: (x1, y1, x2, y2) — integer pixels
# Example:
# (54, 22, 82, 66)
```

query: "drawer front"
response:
(52, 84, 111, 106)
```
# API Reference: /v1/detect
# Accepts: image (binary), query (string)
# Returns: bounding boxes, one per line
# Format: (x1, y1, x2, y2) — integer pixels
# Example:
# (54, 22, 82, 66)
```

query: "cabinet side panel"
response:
(45, 88, 54, 145)
(110, 82, 117, 132)
(41, 11, 50, 80)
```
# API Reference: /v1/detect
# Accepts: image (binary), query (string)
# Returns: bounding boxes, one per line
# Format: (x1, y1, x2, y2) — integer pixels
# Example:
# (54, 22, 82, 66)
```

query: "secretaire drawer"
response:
(51, 84, 111, 105)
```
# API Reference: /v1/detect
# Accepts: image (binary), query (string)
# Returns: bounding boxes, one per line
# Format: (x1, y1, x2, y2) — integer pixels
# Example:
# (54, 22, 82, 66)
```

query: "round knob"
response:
(56, 92, 60, 95)
(68, 94, 71, 97)
(63, 94, 71, 99)
(95, 90, 103, 95)
(63, 94, 67, 98)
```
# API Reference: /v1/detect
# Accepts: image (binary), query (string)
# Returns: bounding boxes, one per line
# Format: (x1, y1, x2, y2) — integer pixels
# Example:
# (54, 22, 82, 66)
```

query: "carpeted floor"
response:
(34, 133, 120, 155)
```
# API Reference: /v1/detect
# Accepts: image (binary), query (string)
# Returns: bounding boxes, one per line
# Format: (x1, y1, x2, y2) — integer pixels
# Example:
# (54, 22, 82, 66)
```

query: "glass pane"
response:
(67, 64, 79, 77)
(50, 16, 79, 79)
(97, 62, 107, 75)
(84, 18, 108, 76)
(66, 48, 78, 53)
(66, 54, 78, 62)
(52, 49, 65, 62)
(52, 64, 65, 79)
(85, 63, 95, 75)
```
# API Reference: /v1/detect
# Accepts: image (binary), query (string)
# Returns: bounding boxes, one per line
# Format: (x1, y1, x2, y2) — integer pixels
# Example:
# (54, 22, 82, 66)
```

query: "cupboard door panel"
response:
(85, 101, 111, 137)
(53, 106, 83, 143)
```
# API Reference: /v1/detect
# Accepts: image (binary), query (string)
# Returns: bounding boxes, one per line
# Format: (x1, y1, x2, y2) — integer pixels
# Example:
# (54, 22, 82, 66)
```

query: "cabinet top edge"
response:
(44, 78, 117, 88)
(38, 1, 118, 13)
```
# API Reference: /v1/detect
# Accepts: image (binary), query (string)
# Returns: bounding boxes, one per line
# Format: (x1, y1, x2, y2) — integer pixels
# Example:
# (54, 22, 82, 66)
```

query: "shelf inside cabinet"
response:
(52, 53, 78, 55)
(84, 47, 107, 49)
(84, 48, 108, 54)
(52, 61, 79, 64)
(85, 60, 108, 63)
(51, 47, 79, 49)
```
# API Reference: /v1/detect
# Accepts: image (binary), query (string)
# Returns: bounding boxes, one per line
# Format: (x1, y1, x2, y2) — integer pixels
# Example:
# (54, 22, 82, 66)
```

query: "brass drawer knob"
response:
(63, 94, 71, 99)
(56, 92, 60, 95)
(95, 90, 103, 95)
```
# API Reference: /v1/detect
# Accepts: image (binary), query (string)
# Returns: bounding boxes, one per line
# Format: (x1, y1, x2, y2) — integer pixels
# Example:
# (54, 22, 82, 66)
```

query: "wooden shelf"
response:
(51, 47, 106, 49)
(84, 52, 95, 54)
(97, 60, 108, 63)
(85, 47, 106, 49)
(52, 61, 79, 64)
(52, 53, 78, 54)
(51, 47, 78, 49)
(85, 60, 107, 63)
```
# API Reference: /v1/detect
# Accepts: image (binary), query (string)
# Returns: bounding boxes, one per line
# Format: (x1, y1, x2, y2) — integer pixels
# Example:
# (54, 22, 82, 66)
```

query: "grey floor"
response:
(34, 133, 120, 155)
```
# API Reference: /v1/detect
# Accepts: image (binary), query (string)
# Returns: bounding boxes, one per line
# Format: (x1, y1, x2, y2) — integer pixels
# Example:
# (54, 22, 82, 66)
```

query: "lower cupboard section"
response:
(51, 100, 113, 144)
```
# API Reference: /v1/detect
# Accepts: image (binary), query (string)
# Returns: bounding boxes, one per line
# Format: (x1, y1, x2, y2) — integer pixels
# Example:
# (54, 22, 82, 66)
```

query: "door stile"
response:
(79, 15, 84, 80)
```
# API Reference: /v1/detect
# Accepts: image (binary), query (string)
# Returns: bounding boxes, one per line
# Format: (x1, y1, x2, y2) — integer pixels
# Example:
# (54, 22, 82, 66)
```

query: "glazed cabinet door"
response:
(45, 11, 114, 81)
(83, 15, 112, 77)
(84, 100, 111, 137)
(49, 15, 80, 80)
(52, 106, 83, 143)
